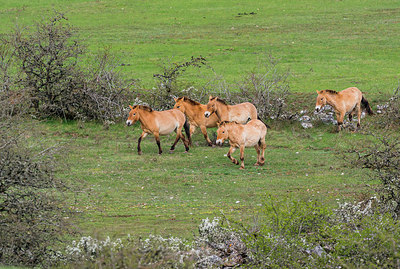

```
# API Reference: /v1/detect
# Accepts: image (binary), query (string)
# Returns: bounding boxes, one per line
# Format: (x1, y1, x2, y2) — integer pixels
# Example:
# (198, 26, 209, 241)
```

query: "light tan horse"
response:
(204, 96, 257, 124)
(315, 87, 373, 131)
(126, 105, 190, 155)
(173, 96, 219, 146)
(216, 120, 267, 169)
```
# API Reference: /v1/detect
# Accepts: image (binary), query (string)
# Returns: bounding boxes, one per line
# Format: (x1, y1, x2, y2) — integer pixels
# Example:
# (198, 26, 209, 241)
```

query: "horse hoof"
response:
(184, 150, 188, 153)
(138, 151, 142, 155)
(239, 167, 244, 170)
(254, 163, 260, 166)
(169, 150, 174, 154)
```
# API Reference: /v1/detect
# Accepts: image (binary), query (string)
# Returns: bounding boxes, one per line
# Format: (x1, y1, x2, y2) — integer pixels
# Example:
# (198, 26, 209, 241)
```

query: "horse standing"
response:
(315, 87, 373, 131)
(216, 120, 267, 169)
(173, 97, 219, 146)
(126, 105, 190, 155)
(204, 96, 258, 124)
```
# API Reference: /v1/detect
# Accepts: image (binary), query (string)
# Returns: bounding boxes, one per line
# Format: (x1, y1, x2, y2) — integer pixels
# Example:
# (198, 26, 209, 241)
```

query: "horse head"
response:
(173, 97, 186, 113)
(315, 90, 327, 112)
(126, 105, 140, 126)
(216, 121, 230, 146)
(205, 96, 217, 118)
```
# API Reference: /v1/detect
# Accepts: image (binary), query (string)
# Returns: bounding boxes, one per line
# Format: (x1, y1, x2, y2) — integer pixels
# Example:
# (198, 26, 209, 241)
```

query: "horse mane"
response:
(219, 121, 240, 126)
(178, 96, 201, 106)
(133, 105, 153, 112)
(322, 89, 338, 95)
(211, 97, 228, 105)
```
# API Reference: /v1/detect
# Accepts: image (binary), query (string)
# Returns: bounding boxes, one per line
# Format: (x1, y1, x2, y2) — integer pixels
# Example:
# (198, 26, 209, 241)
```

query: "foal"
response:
(216, 120, 267, 169)
(173, 97, 219, 146)
(126, 105, 190, 155)
(204, 96, 257, 124)
(315, 87, 373, 131)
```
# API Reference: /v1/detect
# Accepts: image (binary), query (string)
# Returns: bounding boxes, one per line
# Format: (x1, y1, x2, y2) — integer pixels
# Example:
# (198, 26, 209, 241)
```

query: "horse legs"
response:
(239, 145, 245, 169)
(137, 132, 148, 155)
(153, 132, 162, 155)
(170, 132, 181, 153)
(227, 146, 239, 166)
(200, 125, 213, 146)
(170, 129, 189, 153)
(356, 102, 362, 128)
(254, 145, 261, 166)
(258, 139, 266, 166)
(336, 112, 344, 131)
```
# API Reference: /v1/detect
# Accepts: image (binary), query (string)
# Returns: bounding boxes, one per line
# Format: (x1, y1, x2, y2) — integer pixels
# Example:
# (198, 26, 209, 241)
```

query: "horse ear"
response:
(173, 97, 177, 102)
(129, 105, 133, 109)
(209, 95, 213, 100)
(316, 90, 320, 94)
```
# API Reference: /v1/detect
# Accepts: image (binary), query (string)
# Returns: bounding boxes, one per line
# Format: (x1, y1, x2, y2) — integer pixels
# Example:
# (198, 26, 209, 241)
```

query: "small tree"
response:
(148, 56, 207, 109)
(9, 12, 85, 118)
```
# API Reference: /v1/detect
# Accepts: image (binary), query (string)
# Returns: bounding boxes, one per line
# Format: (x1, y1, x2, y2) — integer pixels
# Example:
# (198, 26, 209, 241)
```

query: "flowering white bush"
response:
(65, 236, 123, 260)
(335, 197, 377, 223)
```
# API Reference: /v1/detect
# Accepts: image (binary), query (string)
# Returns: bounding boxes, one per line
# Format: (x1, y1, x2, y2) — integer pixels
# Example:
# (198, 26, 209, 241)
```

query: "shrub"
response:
(8, 13, 85, 119)
(140, 56, 208, 110)
(2, 13, 135, 122)
(384, 85, 400, 126)
(234, 57, 291, 121)
(239, 196, 400, 268)
(78, 48, 137, 123)
(0, 121, 71, 267)
(347, 135, 400, 219)
(206, 56, 292, 121)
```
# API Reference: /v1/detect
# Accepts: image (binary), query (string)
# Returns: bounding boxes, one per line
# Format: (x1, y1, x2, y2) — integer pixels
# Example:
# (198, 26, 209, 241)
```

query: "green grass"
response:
(1, 0, 398, 240)
(0, 0, 399, 93)
(31, 119, 375, 238)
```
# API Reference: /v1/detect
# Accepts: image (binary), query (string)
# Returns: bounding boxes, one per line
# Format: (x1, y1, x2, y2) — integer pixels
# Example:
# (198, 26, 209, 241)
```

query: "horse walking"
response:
(315, 87, 373, 131)
(204, 96, 257, 124)
(173, 97, 219, 146)
(126, 105, 190, 155)
(216, 120, 267, 169)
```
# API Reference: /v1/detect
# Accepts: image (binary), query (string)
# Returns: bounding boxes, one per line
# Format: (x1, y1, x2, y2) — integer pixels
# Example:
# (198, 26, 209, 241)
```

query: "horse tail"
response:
(183, 118, 192, 146)
(361, 96, 374, 115)
(257, 116, 271, 129)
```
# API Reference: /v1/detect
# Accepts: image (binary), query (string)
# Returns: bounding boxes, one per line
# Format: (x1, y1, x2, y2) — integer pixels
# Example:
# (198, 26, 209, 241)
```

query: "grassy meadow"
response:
(0, 0, 399, 93)
(1, 0, 399, 239)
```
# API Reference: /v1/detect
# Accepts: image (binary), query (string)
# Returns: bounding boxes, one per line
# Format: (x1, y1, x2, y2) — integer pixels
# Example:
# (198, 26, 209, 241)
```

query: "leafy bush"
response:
(348, 135, 400, 219)
(240, 196, 400, 268)
(206, 56, 292, 121)
(384, 85, 400, 126)
(2, 13, 135, 122)
(0, 121, 71, 267)
(139, 56, 208, 110)
(8, 13, 85, 119)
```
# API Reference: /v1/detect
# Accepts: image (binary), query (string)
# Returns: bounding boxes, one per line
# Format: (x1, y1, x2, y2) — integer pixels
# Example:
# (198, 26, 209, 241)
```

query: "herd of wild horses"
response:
(126, 87, 374, 169)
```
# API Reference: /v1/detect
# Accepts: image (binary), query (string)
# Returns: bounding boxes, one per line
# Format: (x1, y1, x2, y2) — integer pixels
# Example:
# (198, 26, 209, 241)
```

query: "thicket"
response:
(0, 106, 71, 266)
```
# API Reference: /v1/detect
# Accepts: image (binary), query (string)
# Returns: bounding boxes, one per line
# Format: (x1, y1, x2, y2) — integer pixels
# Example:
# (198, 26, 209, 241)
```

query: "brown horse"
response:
(173, 97, 219, 146)
(126, 105, 190, 155)
(204, 96, 258, 124)
(216, 120, 267, 169)
(315, 87, 373, 131)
